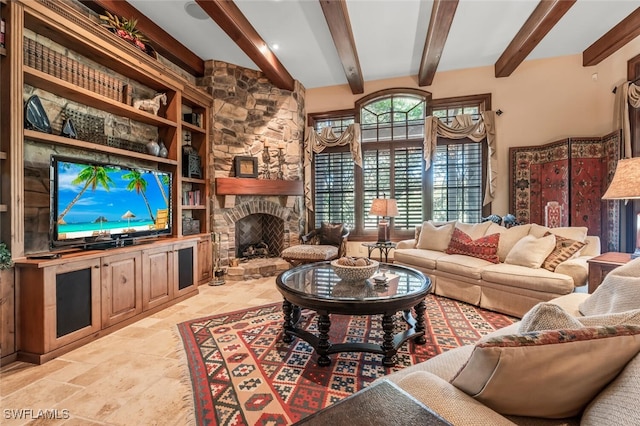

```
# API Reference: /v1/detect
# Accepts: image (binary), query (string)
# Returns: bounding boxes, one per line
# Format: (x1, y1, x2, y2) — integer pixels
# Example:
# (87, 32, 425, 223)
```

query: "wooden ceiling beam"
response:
(319, 0, 364, 94)
(195, 0, 295, 91)
(418, 0, 459, 87)
(583, 7, 640, 66)
(495, 0, 576, 78)
(80, 0, 205, 76)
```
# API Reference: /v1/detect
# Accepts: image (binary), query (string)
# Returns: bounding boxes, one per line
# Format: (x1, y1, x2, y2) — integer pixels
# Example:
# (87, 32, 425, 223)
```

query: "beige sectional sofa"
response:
(394, 221, 600, 317)
(379, 259, 640, 425)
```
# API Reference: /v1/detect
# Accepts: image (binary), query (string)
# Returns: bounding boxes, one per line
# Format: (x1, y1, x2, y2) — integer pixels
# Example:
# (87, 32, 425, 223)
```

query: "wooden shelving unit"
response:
(1, 0, 214, 364)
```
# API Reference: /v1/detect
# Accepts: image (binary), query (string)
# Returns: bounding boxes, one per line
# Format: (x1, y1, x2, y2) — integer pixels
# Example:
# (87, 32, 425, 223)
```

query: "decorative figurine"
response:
(133, 92, 166, 115)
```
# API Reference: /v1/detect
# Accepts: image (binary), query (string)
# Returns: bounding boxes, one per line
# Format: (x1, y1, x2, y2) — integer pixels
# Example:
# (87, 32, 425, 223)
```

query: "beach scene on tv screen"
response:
(56, 160, 171, 241)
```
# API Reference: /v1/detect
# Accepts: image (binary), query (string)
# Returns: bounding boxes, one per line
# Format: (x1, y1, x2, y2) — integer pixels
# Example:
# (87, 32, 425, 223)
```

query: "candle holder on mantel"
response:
(209, 232, 226, 286)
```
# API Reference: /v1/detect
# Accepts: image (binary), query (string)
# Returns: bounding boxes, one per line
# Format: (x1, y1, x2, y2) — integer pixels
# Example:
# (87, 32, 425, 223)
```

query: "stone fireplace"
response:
(199, 59, 307, 279)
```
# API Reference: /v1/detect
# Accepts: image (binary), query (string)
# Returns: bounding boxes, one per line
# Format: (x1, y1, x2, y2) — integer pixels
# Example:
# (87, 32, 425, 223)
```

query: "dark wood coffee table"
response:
(276, 262, 430, 366)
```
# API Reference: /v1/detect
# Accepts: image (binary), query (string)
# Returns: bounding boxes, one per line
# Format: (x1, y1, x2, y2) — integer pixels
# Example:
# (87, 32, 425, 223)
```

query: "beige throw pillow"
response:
(450, 325, 640, 418)
(504, 234, 556, 268)
(416, 221, 455, 251)
(518, 302, 583, 332)
(495, 224, 532, 262)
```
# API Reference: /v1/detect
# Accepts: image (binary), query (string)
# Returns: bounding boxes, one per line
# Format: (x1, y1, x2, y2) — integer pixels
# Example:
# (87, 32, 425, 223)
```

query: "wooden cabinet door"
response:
(101, 252, 142, 327)
(173, 240, 198, 297)
(142, 245, 174, 310)
(197, 235, 212, 285)
(19, 258, 101, 356)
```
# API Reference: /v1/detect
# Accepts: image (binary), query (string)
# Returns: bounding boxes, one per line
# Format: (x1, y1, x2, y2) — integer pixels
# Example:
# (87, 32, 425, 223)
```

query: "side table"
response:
(294, 379, 451, 425)
(587, 252, 632, 293)
(362, 242, 396, 262)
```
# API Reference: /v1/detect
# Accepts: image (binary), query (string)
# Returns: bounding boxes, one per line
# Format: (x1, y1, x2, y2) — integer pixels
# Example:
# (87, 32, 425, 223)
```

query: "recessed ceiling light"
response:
(271, 43, 280, 51)
(184, 2, 209, 20)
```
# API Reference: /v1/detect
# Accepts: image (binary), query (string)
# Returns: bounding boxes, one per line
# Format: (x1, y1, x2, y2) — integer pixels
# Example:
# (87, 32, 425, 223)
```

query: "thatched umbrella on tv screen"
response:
(122, 210, 135, 227)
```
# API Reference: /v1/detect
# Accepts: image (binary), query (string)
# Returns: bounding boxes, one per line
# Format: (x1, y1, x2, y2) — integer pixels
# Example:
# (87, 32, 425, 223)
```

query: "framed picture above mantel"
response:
(233, 156, 258, 178)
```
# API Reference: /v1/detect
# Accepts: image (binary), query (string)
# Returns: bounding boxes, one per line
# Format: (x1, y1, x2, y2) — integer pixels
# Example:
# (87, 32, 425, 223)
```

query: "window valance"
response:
(303, 124, 362, 211)
(614, 82, 640, 159)
(424, 111, 497, 206)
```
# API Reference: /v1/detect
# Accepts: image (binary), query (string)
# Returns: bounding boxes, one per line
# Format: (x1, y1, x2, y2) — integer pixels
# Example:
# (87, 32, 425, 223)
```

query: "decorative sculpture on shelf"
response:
(133, 93, 166, 115)
(261, 146, 271, 179)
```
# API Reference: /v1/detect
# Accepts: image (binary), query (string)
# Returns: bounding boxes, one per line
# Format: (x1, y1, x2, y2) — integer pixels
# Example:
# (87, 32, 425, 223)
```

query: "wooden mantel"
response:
(215, 178, 303, 196)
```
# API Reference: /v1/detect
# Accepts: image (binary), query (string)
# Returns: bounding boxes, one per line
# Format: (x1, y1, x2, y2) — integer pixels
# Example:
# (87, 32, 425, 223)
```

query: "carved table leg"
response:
(282, 299, 294, 343)
(414, 299, 427, 345)
(317, 313, 332, 366)
(382, 313, 396, 366)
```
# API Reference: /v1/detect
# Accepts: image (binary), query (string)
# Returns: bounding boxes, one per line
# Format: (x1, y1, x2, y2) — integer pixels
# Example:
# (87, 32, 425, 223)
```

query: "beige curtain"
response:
(424, 111, 497, 206)
(614, 82, 640, 158)
(303, 124, 362, 211)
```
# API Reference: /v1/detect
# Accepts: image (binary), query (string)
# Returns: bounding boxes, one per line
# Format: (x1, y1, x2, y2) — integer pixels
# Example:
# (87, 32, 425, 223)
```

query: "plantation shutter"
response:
(432, 142, 482, 222)
(314, 151, 355, 229)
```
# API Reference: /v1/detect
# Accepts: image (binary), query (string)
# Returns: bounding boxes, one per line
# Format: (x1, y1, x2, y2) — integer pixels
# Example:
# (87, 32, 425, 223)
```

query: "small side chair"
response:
(281, 222, 349, 267)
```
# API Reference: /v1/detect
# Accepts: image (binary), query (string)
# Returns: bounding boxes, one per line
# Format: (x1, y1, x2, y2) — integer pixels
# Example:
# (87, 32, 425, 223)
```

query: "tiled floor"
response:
(0, 277, 283, 425)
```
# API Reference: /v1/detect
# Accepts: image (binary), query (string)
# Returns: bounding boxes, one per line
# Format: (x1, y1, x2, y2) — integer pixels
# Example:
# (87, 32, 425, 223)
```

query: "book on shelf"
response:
(182, 189, 201, 206)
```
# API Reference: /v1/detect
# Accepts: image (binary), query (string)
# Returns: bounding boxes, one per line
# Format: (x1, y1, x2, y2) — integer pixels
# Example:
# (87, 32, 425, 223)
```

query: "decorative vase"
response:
(146, 141, 160, 156)
(158, 141, 168, 158)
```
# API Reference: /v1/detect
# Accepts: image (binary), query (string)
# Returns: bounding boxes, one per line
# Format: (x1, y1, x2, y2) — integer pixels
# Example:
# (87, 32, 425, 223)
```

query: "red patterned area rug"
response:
(177, 295, 515, 426)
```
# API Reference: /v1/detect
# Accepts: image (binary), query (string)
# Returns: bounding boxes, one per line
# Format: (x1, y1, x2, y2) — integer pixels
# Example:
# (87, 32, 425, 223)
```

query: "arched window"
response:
(309, 91, 490, 241)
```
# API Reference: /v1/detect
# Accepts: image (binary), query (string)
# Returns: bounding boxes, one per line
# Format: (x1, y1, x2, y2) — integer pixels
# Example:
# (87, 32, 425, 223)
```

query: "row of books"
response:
(182, 190, 201, 206)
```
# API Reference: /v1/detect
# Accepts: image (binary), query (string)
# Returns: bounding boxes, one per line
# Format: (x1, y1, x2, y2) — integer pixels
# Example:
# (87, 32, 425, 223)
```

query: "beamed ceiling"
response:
(81, 0, 640, 94)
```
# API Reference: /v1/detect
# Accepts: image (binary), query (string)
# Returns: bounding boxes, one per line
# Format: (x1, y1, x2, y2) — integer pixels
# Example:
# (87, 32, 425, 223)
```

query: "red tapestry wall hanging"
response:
(510, 131, 621, 251)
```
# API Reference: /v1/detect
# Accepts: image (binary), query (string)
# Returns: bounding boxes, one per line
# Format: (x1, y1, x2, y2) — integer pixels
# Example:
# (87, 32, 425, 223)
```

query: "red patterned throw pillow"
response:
(445, 228, 500, 263)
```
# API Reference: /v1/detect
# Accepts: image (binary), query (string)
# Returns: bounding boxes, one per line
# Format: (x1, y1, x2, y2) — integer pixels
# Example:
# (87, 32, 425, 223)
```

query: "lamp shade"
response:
(602, 158, 640, 200)
(369, 198, 399, 217)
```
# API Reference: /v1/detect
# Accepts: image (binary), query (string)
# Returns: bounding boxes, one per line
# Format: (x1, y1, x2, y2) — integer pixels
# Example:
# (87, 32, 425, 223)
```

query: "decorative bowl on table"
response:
(330, 257, 379, 281)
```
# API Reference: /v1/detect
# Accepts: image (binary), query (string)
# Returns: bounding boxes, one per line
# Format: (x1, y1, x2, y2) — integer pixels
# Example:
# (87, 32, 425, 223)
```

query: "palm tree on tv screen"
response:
(153, 172, 169, 207)
(57, 165, 115, 223)
(122, 170, 155, 222)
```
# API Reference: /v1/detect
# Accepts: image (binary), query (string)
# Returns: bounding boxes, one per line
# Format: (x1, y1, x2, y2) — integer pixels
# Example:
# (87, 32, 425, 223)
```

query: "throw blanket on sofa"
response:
(580, 257, 640, 316)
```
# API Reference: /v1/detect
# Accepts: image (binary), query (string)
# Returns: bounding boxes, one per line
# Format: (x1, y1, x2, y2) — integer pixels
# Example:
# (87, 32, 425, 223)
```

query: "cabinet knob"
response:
(103, 263, 109, 267)
(94, 265, 100, 269)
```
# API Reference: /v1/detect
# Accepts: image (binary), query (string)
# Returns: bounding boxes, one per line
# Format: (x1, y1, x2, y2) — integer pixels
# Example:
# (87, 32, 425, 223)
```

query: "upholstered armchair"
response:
(281, 223, 349, 266)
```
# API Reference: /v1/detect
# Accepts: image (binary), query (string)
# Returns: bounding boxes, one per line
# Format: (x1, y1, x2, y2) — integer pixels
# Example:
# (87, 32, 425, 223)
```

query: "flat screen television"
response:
(50, 156, 173, 250)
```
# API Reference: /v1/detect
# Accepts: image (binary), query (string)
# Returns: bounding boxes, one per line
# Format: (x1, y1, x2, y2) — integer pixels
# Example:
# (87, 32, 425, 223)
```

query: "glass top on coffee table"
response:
(277, 261, 429, 302)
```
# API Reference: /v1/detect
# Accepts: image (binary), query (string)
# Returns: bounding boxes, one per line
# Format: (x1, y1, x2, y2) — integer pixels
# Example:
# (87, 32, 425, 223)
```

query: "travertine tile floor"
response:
(0, 277, 283, 425)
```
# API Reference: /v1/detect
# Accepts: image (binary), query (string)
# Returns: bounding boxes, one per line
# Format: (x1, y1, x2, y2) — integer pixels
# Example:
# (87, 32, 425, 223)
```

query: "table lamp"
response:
(369, 197, 398, 243)
(602, 157, 640, 258)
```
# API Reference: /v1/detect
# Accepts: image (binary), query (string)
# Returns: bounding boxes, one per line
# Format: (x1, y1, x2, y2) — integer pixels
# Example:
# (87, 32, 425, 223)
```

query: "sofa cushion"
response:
(445, 228, 500, 264)
(542, 233, 586, 272)
(437, 254, 495, 280)
(518, 302, 583, 332)
(450, 325, 640, 418)
(530, 223, 588, 242)
(581, 353, 640, 425)
(416, 221, 455, 251)
(579, 257, 640, 315)
(394, 248, 447, 270)
(455, 221, 493, 240)
(481, 263, 575, 294)
(504, 234, 556, 268)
